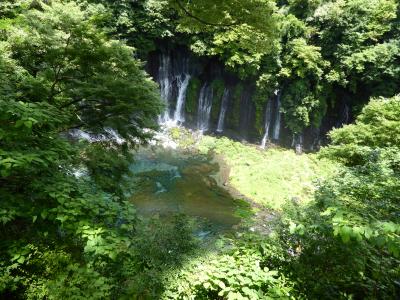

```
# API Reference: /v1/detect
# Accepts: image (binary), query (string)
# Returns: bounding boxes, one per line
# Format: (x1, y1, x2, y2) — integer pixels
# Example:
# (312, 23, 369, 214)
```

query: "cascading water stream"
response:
(158, 53, 172, 124)
(216, 88, 230, 133)
(197, 83, 213, 132)
(272, 90, 282, 140)
(260, 99, 273, 149)
(292, 133, 304, 154)
(173, 73, 191, 124)
(336, 103, 350, 127)
(152, 52, 350, 151)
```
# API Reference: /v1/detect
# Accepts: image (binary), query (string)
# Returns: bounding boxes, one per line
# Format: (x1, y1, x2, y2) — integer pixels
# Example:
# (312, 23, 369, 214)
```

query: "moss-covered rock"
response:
(210, 78, 225, 124)
(226, 83, 243, 130)
(252, 89, 269, 137)
(185, 77, 201, 123)
(168, 126, 196, 148)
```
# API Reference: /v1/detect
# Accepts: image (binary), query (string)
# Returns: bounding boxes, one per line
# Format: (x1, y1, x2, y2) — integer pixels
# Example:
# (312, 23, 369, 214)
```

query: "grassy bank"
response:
(169, 128, 336, 210)
(198, 136, 336, 209)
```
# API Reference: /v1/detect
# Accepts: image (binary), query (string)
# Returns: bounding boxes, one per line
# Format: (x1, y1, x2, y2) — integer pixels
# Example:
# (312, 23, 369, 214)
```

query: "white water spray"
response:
(197, 83, 213, 132)
(260, 99, 273, 149)
(272, 90, 282, 140)
(158, 54, 172, 124)
(173, 74, 191, 124)
(216, 88, 230, 133)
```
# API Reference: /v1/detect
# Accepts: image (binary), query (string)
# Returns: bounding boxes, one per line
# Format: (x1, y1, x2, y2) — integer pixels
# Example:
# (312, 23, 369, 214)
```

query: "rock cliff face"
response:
(147, 45, 351, 151)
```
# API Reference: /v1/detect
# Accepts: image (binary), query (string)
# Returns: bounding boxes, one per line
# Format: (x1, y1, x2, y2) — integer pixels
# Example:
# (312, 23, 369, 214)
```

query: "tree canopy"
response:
(0, 0, 399, 299)
(0, 1, 163, 298)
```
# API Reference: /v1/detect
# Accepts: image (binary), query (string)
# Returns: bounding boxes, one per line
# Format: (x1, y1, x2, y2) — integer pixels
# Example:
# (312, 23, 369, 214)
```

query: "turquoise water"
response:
(130, 148, 245, 232)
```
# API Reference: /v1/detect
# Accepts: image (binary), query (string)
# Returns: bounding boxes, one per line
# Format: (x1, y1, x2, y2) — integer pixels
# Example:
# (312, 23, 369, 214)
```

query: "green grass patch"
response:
(198, 136, 337, 209)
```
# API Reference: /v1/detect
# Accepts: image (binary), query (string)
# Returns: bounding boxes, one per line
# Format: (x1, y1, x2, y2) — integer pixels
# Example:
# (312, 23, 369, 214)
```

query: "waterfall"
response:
(173, 73, 191, 124)
(216, 88, 230, 133)
(292, 133, 304, 155)
(69, 128, 125, 144)
(158, 53, 172, 124)
(310, 127, 321, 151)
(197, 83, 213, 132)
(336, 103, 349, 127)
(260, 99, 273, 149)
(272, 90, 282, 140)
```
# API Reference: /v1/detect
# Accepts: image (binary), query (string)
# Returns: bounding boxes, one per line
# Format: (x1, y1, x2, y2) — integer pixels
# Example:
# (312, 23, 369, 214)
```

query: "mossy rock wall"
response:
(185, 77, 201, 124)
(225, 83, 243, 130)
(252, 89, 269, 137)
(210, 78, 226, 124)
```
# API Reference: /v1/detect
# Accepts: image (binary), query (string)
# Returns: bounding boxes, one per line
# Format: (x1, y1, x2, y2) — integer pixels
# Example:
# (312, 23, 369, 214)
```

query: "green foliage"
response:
(172, 0, 281, 75)
(274, 96, 400, 298)
(1, 0, 400, 298)
(122, 215, 199, 298)
(163, 236, 294, 299)
(83, 143, 135, 197)
(86, 0, 399, 137)
(0, 246, 113, 299)
(322, 96, 400, 165)
(281, 38, 328, 79)
(281, 81, 326, 133)
(0, 0, 162, 298)
(318, 96, 400, 253)
(6, 0, 162, 140)
(81, 0, 399, 138)
(279, 33, 330, 133)
(84, 0, 176, 56)
(314, 0, 400, 93)
(267, 0, 398, 134)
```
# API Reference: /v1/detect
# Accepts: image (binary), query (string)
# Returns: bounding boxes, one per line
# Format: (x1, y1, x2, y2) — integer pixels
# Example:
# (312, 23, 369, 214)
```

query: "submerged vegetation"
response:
(0, 0, 399, 299)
